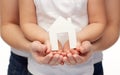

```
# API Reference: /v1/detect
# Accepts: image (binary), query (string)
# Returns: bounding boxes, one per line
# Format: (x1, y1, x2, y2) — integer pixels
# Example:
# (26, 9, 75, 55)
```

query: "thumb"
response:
(80, 41, 92, 53)
(31, 41, 46, 51)
(44, 40, 51, 53)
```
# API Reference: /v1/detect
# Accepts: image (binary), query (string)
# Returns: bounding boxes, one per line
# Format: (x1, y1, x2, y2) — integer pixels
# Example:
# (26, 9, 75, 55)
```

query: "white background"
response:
(0, 37, 120, 75)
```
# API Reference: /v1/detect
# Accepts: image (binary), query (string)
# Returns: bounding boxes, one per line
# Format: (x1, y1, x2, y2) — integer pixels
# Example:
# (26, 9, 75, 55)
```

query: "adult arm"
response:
(1, 0, 30, 52)
(63, 0, 120, 65)
(0, 1, 1, 35)
(1, 0, 62, 65)
(92, 0, 120, 52)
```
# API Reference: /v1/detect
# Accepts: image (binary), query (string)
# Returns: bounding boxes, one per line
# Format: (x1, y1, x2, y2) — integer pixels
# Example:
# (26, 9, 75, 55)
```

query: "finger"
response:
(63, 57, 71, 65)
(43, 52, 53, 64)
(70, 50, 79, 55)
(55, 55, 63, 65)
(31, 52, 46, 64)
(31, 41, 47, 56)
(31, 41, 43, 51)
(67, 53, 76, 65)
(73, 54, 82, 64)
(78, 51, 92, 64)
(48, 54, 60, 65)
(57, 50, 63, 55)
(45, 40, 51, 53)
(61, 52, 67, 56)
(80, 41, 92, 53)
(79, 46, 85, 54)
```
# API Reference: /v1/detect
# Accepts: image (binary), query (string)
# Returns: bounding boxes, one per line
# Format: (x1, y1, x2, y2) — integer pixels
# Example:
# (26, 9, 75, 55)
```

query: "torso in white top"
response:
(27, 0, 102, 75)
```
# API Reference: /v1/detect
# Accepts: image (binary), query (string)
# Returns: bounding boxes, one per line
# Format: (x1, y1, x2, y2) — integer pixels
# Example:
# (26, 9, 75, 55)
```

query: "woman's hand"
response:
(62, 40, 79, 65)
(63, 41, 93, 65)
(76, 41, 93, 63)
(29, 40, 93, 65)
(29, 41, 63, 65)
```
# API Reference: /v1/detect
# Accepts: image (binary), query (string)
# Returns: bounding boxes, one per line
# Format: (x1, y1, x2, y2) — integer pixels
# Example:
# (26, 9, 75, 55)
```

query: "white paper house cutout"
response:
(48, 16, 77, 50)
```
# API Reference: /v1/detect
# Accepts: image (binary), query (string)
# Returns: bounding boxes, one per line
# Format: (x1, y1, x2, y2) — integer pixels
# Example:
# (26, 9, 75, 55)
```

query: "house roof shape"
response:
(48, 16, 76, 33)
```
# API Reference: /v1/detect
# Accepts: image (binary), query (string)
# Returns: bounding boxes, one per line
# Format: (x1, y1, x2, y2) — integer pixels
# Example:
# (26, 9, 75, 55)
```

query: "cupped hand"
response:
(62, 40, 79, 65)
(30, 41, 63, 65)
(29, 40, 93, 66)
(63, 41, 93, 65)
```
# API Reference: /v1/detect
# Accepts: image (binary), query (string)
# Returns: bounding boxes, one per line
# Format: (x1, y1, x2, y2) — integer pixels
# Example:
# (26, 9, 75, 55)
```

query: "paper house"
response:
(48, 16, 77, 50)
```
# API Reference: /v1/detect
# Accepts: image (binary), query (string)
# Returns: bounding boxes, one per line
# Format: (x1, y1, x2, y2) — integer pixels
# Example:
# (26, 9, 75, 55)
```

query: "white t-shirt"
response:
(27, 0, 100, 75)
(11, 0, 102, 64)
(8, 0, 102, 75)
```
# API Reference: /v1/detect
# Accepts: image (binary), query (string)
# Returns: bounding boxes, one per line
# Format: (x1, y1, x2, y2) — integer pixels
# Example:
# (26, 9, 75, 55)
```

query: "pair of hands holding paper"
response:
(29, 40, 93, 65)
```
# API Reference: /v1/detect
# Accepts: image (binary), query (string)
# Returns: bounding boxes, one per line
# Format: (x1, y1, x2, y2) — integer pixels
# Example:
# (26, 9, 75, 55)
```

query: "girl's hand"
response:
(49, 41, 64, 65)
(76, 41, 92, 54)
(30, 41, 48, 56)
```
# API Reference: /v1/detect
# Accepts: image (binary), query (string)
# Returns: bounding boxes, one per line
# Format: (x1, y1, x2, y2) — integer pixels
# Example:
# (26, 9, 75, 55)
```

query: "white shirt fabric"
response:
(28, 0, 95, 75)
(11, 48, 29, 57)
(1, 1, 102, 74)
(10, 0, 102, 65)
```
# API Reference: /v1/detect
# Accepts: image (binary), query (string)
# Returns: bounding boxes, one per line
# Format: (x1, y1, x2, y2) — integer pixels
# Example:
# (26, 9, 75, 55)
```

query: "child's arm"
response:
(63, 0, 106, 63)
(18, 0, 50, 55)
(19, 0, 49, 44)
(77, 0, 106, 43)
